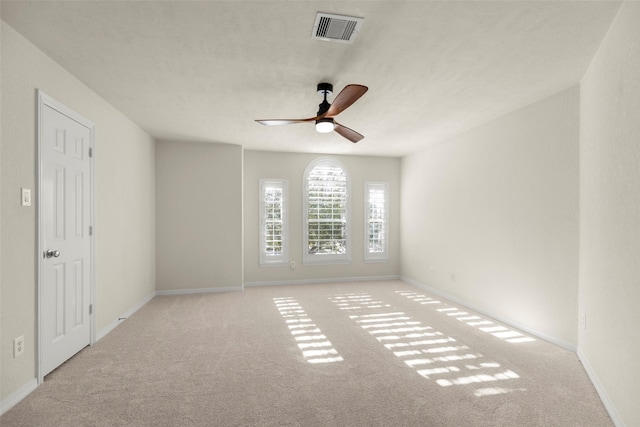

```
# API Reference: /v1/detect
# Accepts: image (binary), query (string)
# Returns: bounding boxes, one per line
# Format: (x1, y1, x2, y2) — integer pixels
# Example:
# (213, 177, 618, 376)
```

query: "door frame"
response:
(37, 90, 96, 384)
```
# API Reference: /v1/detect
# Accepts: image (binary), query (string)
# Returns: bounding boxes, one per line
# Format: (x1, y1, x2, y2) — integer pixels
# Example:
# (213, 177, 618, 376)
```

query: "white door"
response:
(39, 92, 94, 378)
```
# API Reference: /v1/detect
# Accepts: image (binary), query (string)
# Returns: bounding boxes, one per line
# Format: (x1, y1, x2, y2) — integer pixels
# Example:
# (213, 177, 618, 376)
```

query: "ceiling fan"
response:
(255, 83, 368, 143)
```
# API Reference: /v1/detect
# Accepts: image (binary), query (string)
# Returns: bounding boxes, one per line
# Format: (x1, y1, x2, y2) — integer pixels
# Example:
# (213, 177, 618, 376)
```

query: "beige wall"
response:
(243, 151, 400, 284)
(155, 140, 243, 292)
(401, 87, 580, 348)
(1, 22, 156, 402)
(579, 2, 640, 425)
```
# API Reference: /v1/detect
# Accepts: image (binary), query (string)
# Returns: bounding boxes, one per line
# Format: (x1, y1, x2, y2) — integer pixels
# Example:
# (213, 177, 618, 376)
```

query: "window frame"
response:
(364, 181, 389, 263)
(303, 157, 351, 265)
(259, 178, 289, 267)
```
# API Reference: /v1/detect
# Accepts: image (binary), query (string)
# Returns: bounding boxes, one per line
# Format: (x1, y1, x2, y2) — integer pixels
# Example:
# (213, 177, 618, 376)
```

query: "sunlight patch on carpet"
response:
(474, 386, 527, 397)
(274, 297, 344, 364)
(436, 370, 520, 386)
(329, 292, 526, 397)
(396, 291, 536, 344)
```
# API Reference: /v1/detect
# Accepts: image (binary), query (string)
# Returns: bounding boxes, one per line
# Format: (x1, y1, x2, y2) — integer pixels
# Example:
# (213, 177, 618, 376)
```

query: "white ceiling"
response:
(1, 1, 621, 157)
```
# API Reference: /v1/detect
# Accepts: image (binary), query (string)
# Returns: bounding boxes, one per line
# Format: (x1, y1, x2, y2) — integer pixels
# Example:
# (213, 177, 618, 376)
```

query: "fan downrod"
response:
(317, 83, 333, 116)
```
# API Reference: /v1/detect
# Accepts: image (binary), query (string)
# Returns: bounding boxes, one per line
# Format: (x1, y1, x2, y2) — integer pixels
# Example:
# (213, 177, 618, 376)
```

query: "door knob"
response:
(45, 249, 60, 258)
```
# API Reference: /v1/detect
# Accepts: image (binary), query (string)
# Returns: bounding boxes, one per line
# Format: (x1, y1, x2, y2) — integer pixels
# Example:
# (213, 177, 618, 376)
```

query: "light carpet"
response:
(1, 280, 612, 426)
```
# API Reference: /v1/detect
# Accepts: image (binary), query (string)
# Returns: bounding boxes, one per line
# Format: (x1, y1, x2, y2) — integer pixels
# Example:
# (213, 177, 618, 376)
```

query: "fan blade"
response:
(324, 84, 368, 117)
(255, 117, 317, 126)
(334, 122, 364, 143)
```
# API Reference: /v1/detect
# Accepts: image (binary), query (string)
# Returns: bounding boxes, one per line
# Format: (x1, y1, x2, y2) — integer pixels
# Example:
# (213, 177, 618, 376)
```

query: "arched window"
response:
(303, 157, 351, 264)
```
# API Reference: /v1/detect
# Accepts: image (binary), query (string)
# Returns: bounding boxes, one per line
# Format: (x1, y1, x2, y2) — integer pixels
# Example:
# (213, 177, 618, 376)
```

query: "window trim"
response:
(259, 178, 289, 267)
(364, 181, 389, 263)
(303, 157, 351, 265)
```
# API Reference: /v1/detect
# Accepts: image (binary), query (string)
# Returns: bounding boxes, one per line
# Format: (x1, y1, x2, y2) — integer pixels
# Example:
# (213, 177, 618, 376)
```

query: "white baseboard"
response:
(244, 275, 401, 288)
(155, 286, 243, 296)
(0, 378, 38, 416)
(400, 276, 577, 353)
(577, 347, 625, 427)
(96, 291, 155, 342)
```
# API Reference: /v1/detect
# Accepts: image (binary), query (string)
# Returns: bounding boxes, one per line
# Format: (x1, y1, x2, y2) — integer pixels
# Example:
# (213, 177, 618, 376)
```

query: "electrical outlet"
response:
(450, 273, 456, 282)
(14, 336, 24, 358)
(290, 261, 296, 270)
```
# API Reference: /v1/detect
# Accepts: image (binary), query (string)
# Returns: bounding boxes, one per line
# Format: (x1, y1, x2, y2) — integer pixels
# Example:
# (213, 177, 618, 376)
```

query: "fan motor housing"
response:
(317, 83, 333, 95)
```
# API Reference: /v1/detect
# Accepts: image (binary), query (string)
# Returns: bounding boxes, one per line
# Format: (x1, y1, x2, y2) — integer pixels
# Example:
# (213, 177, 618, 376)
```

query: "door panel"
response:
(40, 100, 93, 377)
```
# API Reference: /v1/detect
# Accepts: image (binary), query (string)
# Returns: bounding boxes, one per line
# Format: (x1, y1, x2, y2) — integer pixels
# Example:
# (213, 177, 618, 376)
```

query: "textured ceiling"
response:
(1, 1, 621, 157)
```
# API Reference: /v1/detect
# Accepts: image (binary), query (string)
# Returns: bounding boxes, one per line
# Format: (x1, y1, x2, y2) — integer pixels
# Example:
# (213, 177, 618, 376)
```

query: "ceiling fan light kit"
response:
(315, 118, 335, 133)
(256, 82, 368, 143)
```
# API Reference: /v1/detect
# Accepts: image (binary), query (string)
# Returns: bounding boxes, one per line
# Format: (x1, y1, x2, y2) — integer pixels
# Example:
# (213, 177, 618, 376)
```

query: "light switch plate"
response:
(21, 188, 32, 206)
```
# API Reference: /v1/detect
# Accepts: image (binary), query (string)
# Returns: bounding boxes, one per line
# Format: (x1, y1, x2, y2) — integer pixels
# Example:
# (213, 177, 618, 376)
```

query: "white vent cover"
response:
(311, 12, 364, 44)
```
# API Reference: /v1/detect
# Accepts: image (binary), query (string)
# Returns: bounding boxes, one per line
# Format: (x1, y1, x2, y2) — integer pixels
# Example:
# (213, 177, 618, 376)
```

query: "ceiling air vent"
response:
(311, 12, 364, 44)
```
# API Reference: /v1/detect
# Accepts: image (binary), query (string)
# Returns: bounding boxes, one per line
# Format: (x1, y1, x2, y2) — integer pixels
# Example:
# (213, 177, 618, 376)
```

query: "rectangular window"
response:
(259, 179, 288, 266)
(364, 182, 389, 262)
